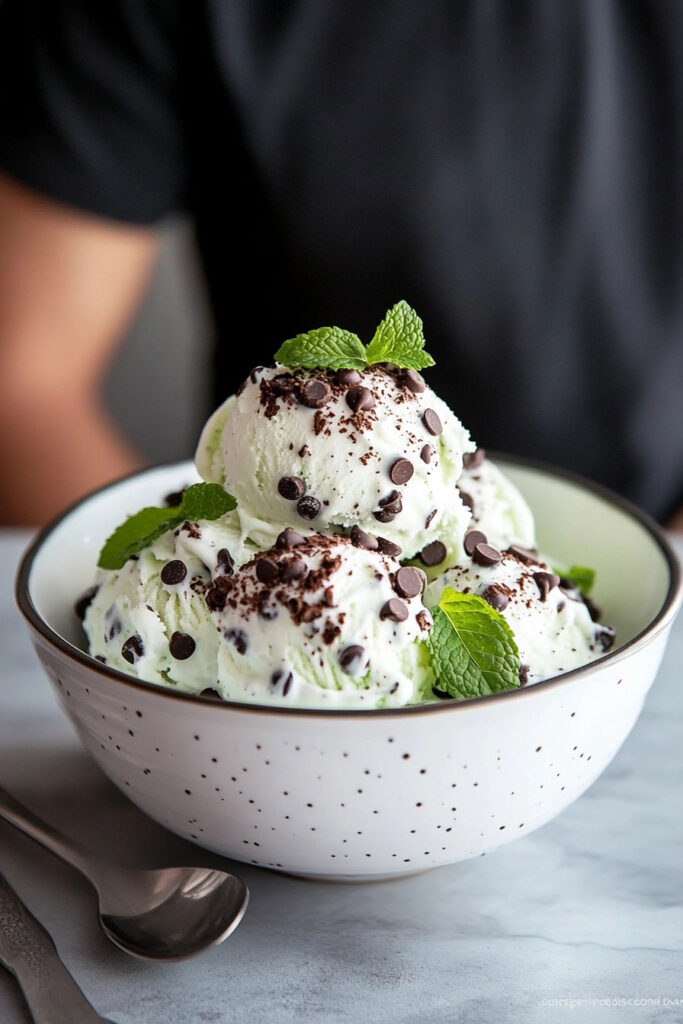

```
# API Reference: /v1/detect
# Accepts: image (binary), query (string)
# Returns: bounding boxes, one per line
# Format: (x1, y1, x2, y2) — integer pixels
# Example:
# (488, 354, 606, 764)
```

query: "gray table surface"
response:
(1, 529, 682, 1024)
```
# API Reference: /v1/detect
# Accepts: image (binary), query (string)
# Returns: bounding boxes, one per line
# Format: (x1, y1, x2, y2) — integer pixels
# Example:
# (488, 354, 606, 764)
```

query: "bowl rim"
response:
(15, 453, 682, 719)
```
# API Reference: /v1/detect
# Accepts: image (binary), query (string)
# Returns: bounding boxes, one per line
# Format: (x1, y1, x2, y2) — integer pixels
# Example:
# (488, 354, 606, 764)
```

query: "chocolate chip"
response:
(105, 613, 122, 642)
(258, 598, 279, 620)
(459, 489, 475, 511)
(350, 525, 379, 550)
(583, 595, 602, 622)
(161, 559, 187, 585)
(464, 530, 487, 556)
(507, 544, 539, 565)
(422, 408, 442, 435)
(249, 365, 265, 383)
(164, 488, 186, 507)
(425, 508, 437, 529)
(256, 557, 279, 584)
(389, 458, 414, 485)
(432, 684, 453, 700)
(595, 625, 615, 651)
(519, 664, 530, 686)
(472, 542, 502, 567)
(463, 448, 486, 470)
(420, 444, 434, 464)
(416, 610, 432, 632)
(121, 634, 144, 664)
(206, 583, 230, 611)
(169, 631, 195, 660)
(394, 566, 424, 599)
(276, 527, 306, 549)
(300, 379, 331, 408)
(199, 687, 223, 701)
(271, 668, 293, 695)
(346, 386, 375, 412)
(338, 644, 366, 674)
(74, 585, 98, 622)
(224, 628, 248, 655)
(374, 489, 403, 523)
(336, 368, 362, 386)
(419, 540, 447, 566)
(278, 476, 306, 501)
(380, 598, 409, 622)
(297, 495, 321, 520)
(214, 548, 234, 577)
(298, 444, 311, 457)
(376, 537, 402, 557)
(280, 558, 308, 581)
(533, 571, 560, 602)
(403, 369, 426, 393)
(482, 585, 509, 612)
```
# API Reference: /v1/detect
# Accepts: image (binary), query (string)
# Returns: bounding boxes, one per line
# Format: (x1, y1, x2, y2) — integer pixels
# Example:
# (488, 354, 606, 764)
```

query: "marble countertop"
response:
(1, 529, 682, 1024)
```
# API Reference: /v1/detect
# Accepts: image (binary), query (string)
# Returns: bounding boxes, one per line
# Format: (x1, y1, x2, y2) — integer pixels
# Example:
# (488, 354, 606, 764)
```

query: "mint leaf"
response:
(180, 483, 236, 520)
(98, 483, 237, 570)
(275, 326, 367, 370)
(425, 588, 521, 700)
(365, 300, 435, 370)
(553, 564, 595, 596)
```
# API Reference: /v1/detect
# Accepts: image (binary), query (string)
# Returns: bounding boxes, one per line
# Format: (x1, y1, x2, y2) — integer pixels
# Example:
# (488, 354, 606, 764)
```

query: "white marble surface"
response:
(1, 529, 682, 1024)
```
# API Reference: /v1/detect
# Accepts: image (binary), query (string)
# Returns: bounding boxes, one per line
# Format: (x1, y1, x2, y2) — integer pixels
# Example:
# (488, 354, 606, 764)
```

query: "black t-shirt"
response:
(1, 0, 681, 519)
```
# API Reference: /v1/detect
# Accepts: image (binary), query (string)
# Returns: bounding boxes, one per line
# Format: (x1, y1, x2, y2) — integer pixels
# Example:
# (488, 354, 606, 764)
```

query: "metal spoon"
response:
(0, 785, 249, 961)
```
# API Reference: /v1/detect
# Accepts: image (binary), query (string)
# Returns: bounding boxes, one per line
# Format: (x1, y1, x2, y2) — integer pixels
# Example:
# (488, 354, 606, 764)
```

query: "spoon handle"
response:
(0, 786, 97, 883)
(0, 871, 118, 1024)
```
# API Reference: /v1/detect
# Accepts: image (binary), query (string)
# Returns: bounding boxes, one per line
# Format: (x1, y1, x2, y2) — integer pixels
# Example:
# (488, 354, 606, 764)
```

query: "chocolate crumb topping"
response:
(519, 664, 530, 686)
(416, 610, 432, 632)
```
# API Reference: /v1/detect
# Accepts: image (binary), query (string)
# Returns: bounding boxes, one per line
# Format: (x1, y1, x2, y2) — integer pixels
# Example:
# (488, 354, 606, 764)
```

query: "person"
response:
(0, 1, 682, 529)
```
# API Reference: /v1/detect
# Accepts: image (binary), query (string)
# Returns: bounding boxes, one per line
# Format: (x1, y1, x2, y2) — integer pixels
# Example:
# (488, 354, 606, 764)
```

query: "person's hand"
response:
(668, 506, 683, 534)
(0, 173, 158, 525)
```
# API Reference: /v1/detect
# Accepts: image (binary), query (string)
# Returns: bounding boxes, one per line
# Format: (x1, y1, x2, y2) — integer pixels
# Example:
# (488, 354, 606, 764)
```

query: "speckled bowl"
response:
(16, 458, 681, 880)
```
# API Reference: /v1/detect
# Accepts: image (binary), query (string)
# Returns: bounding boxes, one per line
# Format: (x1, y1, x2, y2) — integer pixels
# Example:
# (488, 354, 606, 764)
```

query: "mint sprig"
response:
(425, 588, 521, 700)
(366, 301, 435, 369)
(553, 564, 595, 596)
(275, 326, 367, 371)
(274, 300, 434, 372)
(98, 483, 236, 570)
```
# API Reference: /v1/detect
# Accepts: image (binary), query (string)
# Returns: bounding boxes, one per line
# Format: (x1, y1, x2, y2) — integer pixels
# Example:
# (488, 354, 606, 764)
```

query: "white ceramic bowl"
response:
(16, 458, 681, 880)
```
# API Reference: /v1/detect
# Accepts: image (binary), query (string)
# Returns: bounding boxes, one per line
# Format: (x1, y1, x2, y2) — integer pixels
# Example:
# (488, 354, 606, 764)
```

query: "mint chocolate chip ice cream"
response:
(195, 364, 475, 569)
(82, 301, 615, 707)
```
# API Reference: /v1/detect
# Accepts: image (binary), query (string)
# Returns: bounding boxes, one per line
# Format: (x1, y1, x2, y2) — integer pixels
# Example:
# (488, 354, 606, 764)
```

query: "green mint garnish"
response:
(365, 300, 435, 369)
(98, 483, 236, 570)
(425, 588, 521, 700)
(553, 564, 595, 596)
(274, 326, 367, 371)
(274, 301, 435, 373)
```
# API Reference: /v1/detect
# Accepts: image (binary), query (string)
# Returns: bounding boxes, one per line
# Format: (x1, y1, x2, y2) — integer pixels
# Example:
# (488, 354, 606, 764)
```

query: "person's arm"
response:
(0, 173, 159, 525)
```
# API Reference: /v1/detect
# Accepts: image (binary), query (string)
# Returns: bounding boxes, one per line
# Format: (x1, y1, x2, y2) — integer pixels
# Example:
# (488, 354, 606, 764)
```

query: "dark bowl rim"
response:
(15, 452, 682, 719)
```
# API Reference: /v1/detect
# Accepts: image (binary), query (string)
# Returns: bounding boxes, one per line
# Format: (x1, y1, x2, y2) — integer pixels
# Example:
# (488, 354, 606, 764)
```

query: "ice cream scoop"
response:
(425, 543, 615, 685)
(196, 365, 475, 569)
(210, 531, 433, 708)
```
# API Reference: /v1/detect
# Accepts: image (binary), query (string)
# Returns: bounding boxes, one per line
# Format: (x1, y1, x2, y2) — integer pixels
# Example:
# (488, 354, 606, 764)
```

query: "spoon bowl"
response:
(0, 785, 249, 961)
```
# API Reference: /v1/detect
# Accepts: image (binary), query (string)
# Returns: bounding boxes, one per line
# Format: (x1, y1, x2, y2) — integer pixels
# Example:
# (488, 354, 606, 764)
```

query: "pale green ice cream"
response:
(196, 365, 475, 569)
